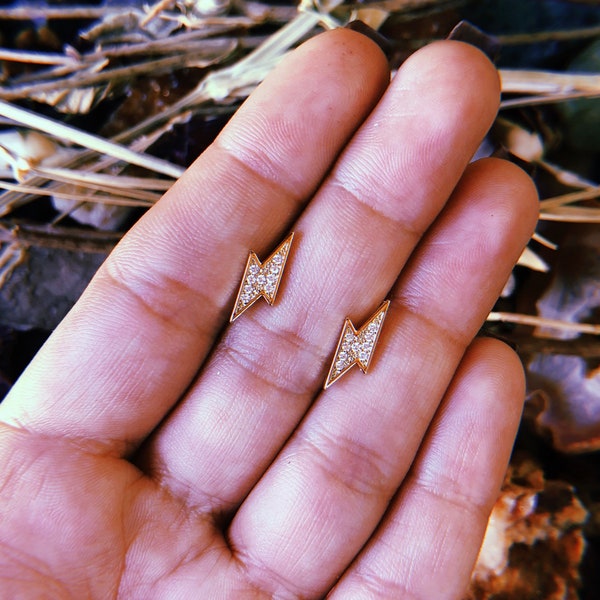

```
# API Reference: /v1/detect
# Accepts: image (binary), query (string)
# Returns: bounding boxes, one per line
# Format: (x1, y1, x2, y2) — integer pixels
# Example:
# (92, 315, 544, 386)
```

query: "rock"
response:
(0, 244, 106, 330)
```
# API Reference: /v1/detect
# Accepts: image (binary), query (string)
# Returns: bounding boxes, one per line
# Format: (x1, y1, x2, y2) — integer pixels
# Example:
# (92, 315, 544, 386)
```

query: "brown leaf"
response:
(467, 457, 588, 600)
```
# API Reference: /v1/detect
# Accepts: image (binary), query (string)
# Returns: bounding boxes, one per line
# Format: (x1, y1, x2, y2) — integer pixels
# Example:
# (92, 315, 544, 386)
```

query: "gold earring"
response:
(230, 232, 294, 322)
(324, 300, 390, 389)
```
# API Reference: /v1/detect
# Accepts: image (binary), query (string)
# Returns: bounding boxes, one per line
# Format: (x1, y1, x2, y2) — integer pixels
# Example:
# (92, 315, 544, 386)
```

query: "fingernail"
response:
(345, 20, 393, 59)
(447, 21, 501, 63)
(479, 330, 519, 352)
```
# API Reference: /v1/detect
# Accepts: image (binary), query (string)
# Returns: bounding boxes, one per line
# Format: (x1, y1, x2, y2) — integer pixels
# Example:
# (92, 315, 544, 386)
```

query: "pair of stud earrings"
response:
(230, 233, 390, 389)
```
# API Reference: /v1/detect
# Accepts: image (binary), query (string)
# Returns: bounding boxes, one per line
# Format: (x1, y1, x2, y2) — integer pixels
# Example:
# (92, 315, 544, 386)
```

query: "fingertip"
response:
(456, 337, 527, 447)
(489, 157, 540, 228)
(466, 157, 540, 242)
(301, 27, 391, 90)
(432, 39, 502, 103)
(467, 335, 526, 401)
(434, 335, 526, 489)
(398, 40, 501, 132)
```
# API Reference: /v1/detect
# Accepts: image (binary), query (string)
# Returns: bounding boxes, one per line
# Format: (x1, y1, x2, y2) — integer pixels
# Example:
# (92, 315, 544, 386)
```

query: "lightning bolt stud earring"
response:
(230, 232, 294, 322)
(324, 300, 390, 389)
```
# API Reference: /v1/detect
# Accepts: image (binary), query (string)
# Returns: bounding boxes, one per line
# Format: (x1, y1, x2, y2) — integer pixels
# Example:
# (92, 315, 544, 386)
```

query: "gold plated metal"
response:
(324, 300, 390, 389)
(230, 232, 294, 322)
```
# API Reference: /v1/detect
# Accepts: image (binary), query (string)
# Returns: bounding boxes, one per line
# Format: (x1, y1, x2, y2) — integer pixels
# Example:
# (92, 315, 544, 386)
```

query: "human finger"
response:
(330, 338, 525, 599)
(145, 41, 502, 513)
(228, 159, 538, 597)
(0, 29, 389, 454)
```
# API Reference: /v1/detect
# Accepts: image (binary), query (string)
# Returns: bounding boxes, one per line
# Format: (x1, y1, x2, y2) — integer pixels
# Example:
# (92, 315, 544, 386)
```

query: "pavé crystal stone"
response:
(230, 233, 294, 322)
(324, 300, 390, 388)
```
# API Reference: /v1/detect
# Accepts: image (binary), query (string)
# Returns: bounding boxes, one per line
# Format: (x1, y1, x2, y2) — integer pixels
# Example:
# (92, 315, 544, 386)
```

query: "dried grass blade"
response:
(0, 6, 117, 20)
(0, 181, 153, 207)
(0, 49, 78, 66)
(30, 167, 173, 192)
(0, 108, 191, 215)
(539, 159, 598, 189)
(0, 241, 26, 288)
(10, 61, 103, 86)
(518, 246, 549, 272)
(500, 91, 600, 109)
(97, 33, 241, 59)
(0, 100, 184, 179)
(531, 231, 558, 250)
(539, 207, 600, 223)
(0, 47, 235, 101)
(487, 311, 600, 336)
(540, 187, 600, 209)
(500, 69, 600, 94)
(23, 173, 162, 203)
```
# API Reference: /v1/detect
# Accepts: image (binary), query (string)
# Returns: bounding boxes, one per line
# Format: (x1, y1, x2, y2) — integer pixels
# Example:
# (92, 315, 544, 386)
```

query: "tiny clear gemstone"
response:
(247, 274, 256, 285)
(257, 274, 266, 286)
(272, 254, 283, 265)
(326, 303, 388, 387)
(249, 264, 260, 275)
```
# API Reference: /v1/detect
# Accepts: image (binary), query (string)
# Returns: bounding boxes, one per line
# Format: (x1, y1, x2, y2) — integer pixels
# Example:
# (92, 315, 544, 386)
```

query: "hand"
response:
(0, 29, 537, 599)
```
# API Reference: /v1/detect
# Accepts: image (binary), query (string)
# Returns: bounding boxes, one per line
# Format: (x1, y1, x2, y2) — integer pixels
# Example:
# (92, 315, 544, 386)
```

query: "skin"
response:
(0, 29, 538, 599)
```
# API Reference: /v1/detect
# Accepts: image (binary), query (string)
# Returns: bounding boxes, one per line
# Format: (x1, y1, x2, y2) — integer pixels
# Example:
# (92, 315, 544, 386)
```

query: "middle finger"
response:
(146, 41, 500, 513)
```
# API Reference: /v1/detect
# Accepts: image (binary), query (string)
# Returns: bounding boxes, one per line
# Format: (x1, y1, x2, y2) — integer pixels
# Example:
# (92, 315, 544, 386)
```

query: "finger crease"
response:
(328, 177, 426, 244)
(350, 567, 423, 600)
(219, 314, 328, 397)
(300, 429, 395, 500)
(212, 139, 306, 214)
(407, 474, 490, 520)
(391, 299, 472, 353)
(101, 260, 219, 344)
(220, 342, 309, 400)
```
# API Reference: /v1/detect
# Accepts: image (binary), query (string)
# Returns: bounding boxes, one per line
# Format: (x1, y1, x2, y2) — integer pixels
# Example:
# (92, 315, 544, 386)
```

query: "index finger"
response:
(0, 29, 390, 454)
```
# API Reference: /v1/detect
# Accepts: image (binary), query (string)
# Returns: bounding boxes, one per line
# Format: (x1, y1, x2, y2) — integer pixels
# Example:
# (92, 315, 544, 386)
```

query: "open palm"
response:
(0, 29, 537, 599)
